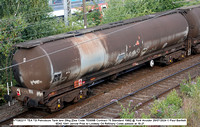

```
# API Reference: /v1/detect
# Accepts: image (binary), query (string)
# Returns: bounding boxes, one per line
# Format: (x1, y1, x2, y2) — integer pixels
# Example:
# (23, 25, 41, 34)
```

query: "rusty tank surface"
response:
(184, 7, 200, 38)
(13, 13, 189, 91)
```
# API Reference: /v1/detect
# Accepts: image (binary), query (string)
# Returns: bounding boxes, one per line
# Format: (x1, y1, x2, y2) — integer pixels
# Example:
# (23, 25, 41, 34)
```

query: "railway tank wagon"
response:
(180, 6, 200, 54)
(13, 13, 189, 90)
(5, 5, 200, 112)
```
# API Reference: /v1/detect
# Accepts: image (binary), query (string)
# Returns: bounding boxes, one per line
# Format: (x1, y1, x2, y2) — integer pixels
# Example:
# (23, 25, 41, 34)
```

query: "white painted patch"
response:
(116, 53, 125, 63)
(19, 75, 24, 84)
(23, 58, 26, 62)
(28, 89, 33, 94)
(185, 27, 189, 36)
(36, 91, 43, 97)
(140, 48, 148, 56)
(73, 33, 106, 77)
(136, 48, 140, 54)
(162, 43, 168, 49)
(131, 50, 137, 58)
(78, 79, 82, 86)
(30, 80, 42, 85)
(126, 45, 128, 52)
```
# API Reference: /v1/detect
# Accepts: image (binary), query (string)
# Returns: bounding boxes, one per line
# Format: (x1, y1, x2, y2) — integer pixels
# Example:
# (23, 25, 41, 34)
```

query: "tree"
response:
(101, 0, 195, 24)
(0, 0, 67, 103)
(87, 0, 102, 26)
(0, 0, 51, 19)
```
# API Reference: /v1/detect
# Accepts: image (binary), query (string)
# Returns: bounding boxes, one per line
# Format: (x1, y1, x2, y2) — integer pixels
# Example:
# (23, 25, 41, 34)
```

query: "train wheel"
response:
(149, 60, 154, 67)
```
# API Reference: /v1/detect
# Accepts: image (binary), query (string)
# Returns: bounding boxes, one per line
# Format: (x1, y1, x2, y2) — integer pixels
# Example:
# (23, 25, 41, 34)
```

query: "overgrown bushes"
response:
(119, 77, 200, 126)
(180, 77, 200, 126)
(148, 90, 184, 118)
(101, 0, 200, 24)
(0, 0, 68, 103)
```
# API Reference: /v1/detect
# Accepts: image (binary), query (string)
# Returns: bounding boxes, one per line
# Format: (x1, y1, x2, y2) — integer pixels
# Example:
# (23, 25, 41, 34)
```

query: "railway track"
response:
(0, 107, 50, 126)
(47, 55, 200, 118)
(0, 55, 200, 125)
(0, 65, 151, 126)
(0, 100, 28, 124)
(0, 96, 52, 125)
(80, 62, 200, 118)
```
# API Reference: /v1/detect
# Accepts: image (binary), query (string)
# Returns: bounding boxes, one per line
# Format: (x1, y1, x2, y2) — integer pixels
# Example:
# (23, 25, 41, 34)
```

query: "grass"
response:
(180, 77, 200, 126)
(119, 76, 200, 127)
(148, 90, 184, 119)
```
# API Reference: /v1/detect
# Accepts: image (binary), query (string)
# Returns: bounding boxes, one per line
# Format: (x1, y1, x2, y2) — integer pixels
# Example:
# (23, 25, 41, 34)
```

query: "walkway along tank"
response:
(5, 5, 200, 112)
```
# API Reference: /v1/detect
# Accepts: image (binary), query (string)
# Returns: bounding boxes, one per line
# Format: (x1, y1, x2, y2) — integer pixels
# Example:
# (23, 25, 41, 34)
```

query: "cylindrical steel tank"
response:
(184, 8, 200, 38)
(13, 13, 189, 90)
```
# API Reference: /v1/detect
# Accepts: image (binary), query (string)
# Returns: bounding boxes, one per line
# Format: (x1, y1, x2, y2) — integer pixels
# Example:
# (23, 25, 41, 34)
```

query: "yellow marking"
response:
(80, 95, 83, 99)
(58, 104, 61, 108)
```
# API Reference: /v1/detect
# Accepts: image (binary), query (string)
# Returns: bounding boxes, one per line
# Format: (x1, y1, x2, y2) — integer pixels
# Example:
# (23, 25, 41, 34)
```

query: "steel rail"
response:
(80, 61, 200, 118)
(1, 61, 199, 124)
(0, 106, 28, 124)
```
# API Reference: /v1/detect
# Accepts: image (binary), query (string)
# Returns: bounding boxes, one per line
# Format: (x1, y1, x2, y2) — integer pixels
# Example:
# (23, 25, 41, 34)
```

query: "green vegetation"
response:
(1, 0, 200, 104)
(0, 0, 67, 103)
(102, 0, 200, 24)
(180, 77, 200, 126)
(180, 77, 200, 98)
(119, 100, 135, 119)
(148, 90, 184, 118)
(69, 0, 102, 27)
(119, 77, 200, 126)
